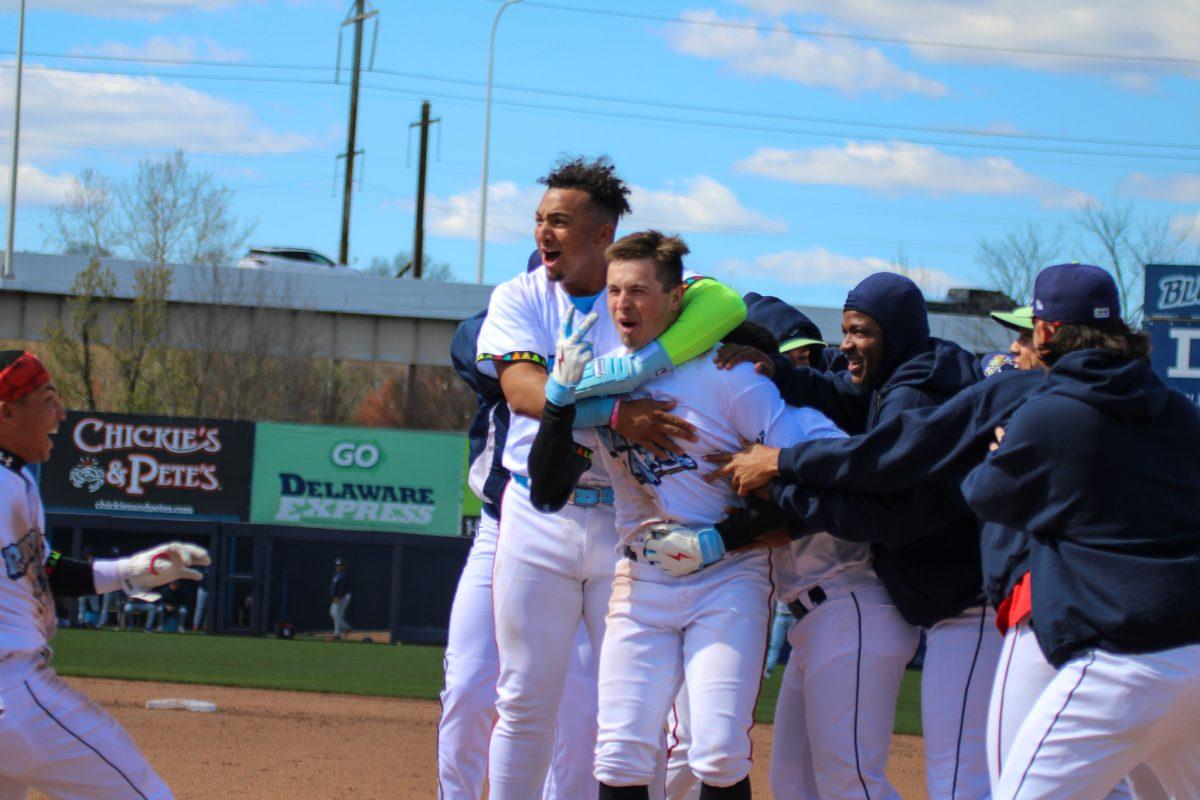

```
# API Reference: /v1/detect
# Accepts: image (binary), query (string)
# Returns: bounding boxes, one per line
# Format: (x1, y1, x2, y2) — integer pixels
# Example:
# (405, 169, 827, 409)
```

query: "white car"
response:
(237, 247, 355, 273)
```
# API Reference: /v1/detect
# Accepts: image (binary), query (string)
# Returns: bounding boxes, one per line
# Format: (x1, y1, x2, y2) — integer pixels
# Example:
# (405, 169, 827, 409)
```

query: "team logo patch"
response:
(599, 428, 697, 486)
(1094, 307, 1111, 319)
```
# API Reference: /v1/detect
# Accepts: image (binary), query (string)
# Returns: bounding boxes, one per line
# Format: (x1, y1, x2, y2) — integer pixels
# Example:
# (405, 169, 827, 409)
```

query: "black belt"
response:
(787, 585, 828, 622)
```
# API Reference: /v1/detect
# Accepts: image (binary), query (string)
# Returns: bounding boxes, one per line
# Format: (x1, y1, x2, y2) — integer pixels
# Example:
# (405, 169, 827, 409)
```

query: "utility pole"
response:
(337, 0, 378, 266)
(409, 101, 440, 280)
(3, 0, 27, 281)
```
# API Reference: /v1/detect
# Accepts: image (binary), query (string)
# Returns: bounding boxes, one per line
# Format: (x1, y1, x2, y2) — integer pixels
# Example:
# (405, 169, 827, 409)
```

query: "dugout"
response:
(46, 512, 472, 643)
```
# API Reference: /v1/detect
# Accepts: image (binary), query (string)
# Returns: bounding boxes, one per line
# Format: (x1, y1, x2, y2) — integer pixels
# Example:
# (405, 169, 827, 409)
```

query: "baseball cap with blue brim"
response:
(1032, 263, 1121, 325)
(989, 306, 1033, 333)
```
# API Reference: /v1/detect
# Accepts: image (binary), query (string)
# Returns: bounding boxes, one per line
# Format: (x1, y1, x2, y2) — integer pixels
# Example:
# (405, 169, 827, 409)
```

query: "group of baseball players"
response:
(440, 154, 1200, 800)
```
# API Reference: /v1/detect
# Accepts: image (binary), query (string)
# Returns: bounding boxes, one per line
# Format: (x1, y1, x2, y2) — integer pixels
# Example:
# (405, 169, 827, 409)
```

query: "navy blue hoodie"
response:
(451, 311, 510, 520)
(963, 349, 1200, 667)
(778, 368, 1044, 608)
(768, 273, 986, 626)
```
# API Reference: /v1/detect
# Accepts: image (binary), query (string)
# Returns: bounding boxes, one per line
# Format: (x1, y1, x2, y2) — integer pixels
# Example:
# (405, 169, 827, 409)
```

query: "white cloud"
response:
(0, 63, 310, 157)
(669, 9, 945, 96)
(717, 246, 958, 295)
(0, 163, 78, 208)
(733, 1, 1200, 80)
(1124, 173, 1200, 203)
(423, 176, 785, 243)
(736, 141, 1092, 208)
(8, 0, 241, 20)
(72, 36, 246, 63)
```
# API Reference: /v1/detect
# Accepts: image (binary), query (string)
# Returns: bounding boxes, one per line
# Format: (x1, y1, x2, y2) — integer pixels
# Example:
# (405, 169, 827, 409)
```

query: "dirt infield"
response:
(34, 677, 928, 799)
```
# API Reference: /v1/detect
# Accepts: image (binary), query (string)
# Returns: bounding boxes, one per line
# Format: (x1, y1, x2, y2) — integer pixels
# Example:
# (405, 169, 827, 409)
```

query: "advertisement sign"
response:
(251, 423, 465, 535)
(40, 411, 254, 519)
(1149, 321, 1200, 406)
(1145, 264, 1200, 320)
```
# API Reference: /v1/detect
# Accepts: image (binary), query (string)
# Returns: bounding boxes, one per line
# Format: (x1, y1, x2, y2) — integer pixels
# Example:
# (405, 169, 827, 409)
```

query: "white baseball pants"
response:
(329, 594, 351, 636)
(487, 481, 619, 800)
(664, 682, 700, 800)
(995, 642, 1200, 800)
(594, 551, 771, 789)
(438, 512, 601, 800)
(768, 572, 920, 800)
(0, 659, 171, 799)
(922, 605, 1003, 800)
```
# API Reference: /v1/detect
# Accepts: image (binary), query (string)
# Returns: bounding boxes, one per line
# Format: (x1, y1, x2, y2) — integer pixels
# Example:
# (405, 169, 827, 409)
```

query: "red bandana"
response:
(0, 352, 50, 402)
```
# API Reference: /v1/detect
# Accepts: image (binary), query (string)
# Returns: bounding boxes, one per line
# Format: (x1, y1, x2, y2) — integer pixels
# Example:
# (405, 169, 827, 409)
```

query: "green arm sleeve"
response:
(659, 278, 746, 366)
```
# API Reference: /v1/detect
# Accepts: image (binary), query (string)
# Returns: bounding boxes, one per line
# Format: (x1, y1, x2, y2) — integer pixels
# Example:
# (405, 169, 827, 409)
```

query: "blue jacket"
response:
(767, 274, 986, 625)
(451, 311, 510, 520)
(777, 368, 1044, 608)
(963, 350, 1200, 667)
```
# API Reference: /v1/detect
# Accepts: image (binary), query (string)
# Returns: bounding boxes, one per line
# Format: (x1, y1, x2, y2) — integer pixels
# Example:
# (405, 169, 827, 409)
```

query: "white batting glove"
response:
(643, 523, 726, 578)
(545, 311, 598, 406)
(118, 542, 211, 602)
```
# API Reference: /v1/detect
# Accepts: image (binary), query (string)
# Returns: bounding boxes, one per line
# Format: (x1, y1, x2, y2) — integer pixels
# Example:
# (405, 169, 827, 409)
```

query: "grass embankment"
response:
(50, 629, 923, 734)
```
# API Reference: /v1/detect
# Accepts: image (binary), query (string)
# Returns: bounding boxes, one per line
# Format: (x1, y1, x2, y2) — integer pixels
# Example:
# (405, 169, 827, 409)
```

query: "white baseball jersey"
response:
(476, 266, 625, 485)
(0, 455, 54, 670)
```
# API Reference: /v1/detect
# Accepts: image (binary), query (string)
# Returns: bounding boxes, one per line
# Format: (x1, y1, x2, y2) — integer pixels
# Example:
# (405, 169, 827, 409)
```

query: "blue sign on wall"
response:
(1149, 321, 1200, 407)
(1145, 264, 1200, 320)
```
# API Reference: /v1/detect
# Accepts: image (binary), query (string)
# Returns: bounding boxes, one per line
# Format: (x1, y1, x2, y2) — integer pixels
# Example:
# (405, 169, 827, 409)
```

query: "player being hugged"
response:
(0, 350, 210, 799)
(529, 232, 842, 799)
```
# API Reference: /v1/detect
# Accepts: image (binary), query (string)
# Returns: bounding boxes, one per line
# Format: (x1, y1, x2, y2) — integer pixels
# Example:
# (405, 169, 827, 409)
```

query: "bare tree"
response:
(1076, 202, 1189, 324)
(41, 257, 115, 410)
(976, 223, 1064, 305)
(363, 250, 456, 281)
(43, 170, 115, 258)
(356, 365, 476, 431)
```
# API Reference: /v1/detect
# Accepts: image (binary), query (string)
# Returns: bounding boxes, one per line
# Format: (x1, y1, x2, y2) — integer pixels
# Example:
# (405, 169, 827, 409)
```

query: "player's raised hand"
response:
(545, 311, 598, 406)
(644, 522, 726, 577)
(713, 344, 774, 377)
(704, 440, 781, 495)
(612, 398, 698, 459)
(118, 542, 211, 602)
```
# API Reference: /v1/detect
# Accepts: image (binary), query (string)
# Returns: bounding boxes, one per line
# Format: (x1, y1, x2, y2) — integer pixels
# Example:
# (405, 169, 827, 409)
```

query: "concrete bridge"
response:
(0, 252, 1012, 367)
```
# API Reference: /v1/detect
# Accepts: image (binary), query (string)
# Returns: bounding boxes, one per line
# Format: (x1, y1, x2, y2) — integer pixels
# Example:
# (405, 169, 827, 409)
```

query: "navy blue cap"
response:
(527, 250, 541, 273)
(743, 292, 825, 352)
(1032, 263, 1120, 325)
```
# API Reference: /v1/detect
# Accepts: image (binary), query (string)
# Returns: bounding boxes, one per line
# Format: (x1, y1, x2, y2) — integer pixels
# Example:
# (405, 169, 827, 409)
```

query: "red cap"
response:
(0, 351, 51, 402)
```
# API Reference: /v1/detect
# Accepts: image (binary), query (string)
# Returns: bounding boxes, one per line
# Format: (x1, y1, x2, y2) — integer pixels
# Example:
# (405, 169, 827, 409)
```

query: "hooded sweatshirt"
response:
(768, 273, 986, 626)
(963, 349, 1200, 667)
(776, 367, 1044, 608)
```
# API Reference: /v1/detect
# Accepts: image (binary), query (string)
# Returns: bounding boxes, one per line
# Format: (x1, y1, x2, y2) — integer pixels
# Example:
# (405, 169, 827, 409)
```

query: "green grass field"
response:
(50, 629, 923, 735)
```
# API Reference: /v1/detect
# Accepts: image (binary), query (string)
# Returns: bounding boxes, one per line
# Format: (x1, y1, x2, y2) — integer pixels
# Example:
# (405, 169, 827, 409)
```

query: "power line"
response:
(498, 1, 1200, 67)
(13, 62, 1196, 165)
(6, 50, 1200, 153)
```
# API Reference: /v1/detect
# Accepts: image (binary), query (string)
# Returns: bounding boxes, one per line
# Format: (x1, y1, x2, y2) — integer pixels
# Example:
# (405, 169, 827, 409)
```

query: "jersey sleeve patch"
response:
(476, 351, 549, 370)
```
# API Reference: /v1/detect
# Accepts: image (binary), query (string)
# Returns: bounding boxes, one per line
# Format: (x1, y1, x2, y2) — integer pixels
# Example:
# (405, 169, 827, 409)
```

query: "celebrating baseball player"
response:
(439, 299, 600, 799)
(474, 157, 745, 799)
(962, 263, 1200, 799)
(709, 273, 1001, 799)
(529, 230, 859, 799)
(0, 350, 210, 799)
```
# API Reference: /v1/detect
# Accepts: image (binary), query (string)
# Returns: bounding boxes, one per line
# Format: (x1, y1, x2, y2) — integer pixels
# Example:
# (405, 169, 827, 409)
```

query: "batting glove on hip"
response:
(574, 340, 674, 398)
(644, 523, 726, 577)
(545, 311, 599, 407)
(118, 542, 211, 601)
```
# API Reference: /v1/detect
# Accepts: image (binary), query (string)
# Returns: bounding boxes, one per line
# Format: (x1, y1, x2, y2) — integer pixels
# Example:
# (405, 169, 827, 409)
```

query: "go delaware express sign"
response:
(250, 423, 464, 535)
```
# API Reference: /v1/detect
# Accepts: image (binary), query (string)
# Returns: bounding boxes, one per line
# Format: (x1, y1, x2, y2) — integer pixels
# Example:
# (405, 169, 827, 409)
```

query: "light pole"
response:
(3, 0, 27, 281)
(475, 0, 524, 285)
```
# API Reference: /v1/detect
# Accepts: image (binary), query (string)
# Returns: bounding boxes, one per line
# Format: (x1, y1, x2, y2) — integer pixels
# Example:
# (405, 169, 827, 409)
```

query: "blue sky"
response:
(0, 0, 1198, 308)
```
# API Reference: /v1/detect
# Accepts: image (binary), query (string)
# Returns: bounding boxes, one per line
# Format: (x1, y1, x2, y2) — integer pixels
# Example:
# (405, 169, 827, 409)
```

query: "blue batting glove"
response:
(574, 340, 674, 398)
